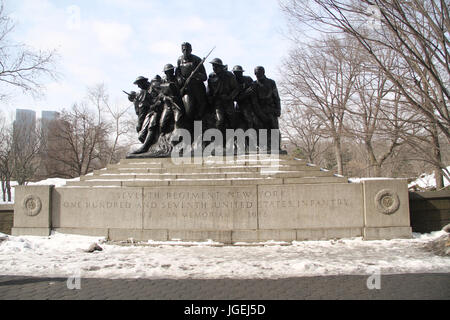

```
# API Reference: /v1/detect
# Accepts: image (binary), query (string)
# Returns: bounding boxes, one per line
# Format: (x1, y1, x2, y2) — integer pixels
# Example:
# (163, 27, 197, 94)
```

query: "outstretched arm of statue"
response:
(272, 82, 281, 117)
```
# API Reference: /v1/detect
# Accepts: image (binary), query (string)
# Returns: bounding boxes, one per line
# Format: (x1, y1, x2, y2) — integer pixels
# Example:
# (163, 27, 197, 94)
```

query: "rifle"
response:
(122, 90, 136, 97)
(180, 46, 216, 96)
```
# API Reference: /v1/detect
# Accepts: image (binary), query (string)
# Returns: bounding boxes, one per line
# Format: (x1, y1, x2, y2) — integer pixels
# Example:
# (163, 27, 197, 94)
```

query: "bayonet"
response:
(180, 46, 216, 95)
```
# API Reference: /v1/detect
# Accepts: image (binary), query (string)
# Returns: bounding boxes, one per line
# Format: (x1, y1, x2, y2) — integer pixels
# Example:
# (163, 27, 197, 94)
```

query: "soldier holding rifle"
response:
(207, 58, 239, 132)
(127, 75, 164, 155)
(253, 66, 282, 151)
(160, 63, 184, 132)
(176, 42, 211, 121)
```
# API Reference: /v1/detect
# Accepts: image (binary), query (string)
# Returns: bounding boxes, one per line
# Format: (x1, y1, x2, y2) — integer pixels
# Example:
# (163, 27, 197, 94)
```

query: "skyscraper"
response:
(41, 111, 60, 133)
(41, 111, 59, 122)
(14, 109, 36, 134)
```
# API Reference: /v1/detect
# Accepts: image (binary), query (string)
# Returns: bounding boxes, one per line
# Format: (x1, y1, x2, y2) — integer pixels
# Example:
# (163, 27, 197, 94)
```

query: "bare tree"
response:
(11, 119, 43, 185)
(0, 1, 58, 98)
(280, 107, 324, 163)
(346, 48, 415, 176)
(87, 83, 135, 165)
(279, 0, 449, 185)
(0, 112, 12, 201)
(401, 116, 450, 189)
(280, 36, 361, 175)
(280, 0, 449, 139)
(0, 110, 44, 202)
(46, 104, 109, 178)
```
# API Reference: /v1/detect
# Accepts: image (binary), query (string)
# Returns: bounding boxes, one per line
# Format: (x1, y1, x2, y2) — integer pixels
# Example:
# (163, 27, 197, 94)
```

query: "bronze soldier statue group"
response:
(126, 42, 282, 158)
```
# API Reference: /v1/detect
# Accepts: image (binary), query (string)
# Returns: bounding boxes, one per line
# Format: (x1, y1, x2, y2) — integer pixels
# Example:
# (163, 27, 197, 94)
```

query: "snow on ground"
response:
(408, 166, 450, 190)
(0, 231, 448, 280)
(348, 177, 400, 183)
(0, 178, 80, 204)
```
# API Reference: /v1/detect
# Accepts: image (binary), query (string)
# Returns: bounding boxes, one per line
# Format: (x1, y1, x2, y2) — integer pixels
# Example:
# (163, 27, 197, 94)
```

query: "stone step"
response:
(65, 176, 348, 187)
(94, 164, 324, 175)
(108, 161, 312, 171)
(112, 158, 308, 169)
(118, 154, 297, 164)
(97, 166, 260, 174)
(82, 170, 335, 181)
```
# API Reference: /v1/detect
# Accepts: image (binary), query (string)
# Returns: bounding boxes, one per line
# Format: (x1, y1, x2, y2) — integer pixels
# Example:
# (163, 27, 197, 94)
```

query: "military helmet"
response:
(254, 66, 265, 74)
(152, 75, 162, 82)
(232, 65, 245, 72)
(163, 64, 175, 72)
(181, 42, 192, 50)
(210, 58, 225, 66)
(133, 76, 148, 84)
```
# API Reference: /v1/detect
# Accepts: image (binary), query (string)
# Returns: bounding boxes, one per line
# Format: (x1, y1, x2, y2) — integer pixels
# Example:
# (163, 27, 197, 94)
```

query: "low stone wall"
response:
(0, 204, 14, 235)
(12, 179, 413, 242)
(409, 191, 450, 233)
(10, 156, 414, 242)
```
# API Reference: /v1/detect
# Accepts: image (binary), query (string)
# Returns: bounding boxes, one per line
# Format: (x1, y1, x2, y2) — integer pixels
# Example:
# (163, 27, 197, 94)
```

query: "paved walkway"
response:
(0, 273, 449, 300)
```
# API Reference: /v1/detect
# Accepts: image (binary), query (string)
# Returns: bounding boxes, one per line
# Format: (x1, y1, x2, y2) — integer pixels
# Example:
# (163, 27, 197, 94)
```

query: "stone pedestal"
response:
(12, 185, 53, 237)
(362, 179, 412, 240)
(12, 156, 413, 242)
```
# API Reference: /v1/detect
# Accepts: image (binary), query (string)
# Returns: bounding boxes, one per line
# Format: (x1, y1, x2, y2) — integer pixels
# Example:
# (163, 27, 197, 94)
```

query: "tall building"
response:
(40, 111, 60, 133)
(41, 111, 60, 122)
(14, 109, 36, 134)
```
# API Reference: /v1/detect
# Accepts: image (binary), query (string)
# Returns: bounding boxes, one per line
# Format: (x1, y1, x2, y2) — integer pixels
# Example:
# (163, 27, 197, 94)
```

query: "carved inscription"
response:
(257, 189, 353, 212)
(63, 201, 133, 209)
(259, 199, 352, 209)
(143, 190, 257, 219)
(62, 191, 142, 210)
(257, 185, 363, 229)
(140, 187, 259, 229)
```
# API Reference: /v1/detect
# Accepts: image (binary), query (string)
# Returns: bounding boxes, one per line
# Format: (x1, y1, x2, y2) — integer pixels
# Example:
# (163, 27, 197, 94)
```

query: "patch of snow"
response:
(349, 177, 402, 183)
(28, 177, 80, 187)
(1, 178, 83, 204)
(0, 231, 449, 280)
(408, 166, 450, 190)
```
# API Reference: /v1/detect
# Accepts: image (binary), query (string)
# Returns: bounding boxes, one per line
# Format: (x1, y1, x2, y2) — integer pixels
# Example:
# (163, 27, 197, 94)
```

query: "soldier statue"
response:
(160, 63, 184, 132)
(207, 58, 239, 133)
(176, 42, 208, 121)
(129, 75, 164, 155)
(232, 65, 263, 131)
(125, 44, 285, 158)
(129, 76, 151, 143)
(253, 66, 282, 151)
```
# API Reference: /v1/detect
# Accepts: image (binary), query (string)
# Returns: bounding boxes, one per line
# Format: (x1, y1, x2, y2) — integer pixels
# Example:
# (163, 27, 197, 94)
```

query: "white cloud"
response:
(6, 0, 290, 113)
(149, 40, 179, 56)
(184, 16, 207, 31)
(92, 21, 133, 57)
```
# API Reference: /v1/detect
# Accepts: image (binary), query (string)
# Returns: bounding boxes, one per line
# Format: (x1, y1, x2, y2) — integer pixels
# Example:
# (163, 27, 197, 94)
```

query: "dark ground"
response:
(0, 273, 448, 300)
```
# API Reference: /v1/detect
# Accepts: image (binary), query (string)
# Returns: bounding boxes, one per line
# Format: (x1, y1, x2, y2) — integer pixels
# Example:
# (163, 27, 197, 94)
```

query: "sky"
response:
(1, 0, 291, 119)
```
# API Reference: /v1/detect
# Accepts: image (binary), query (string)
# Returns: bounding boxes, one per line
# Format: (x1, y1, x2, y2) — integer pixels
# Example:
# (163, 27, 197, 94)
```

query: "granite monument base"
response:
(12, 155, 412, 243)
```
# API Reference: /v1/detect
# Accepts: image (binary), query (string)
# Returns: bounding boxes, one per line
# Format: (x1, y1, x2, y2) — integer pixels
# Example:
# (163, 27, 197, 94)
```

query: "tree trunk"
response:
(431, 124, 444, 189)
(1, 179, 5, 202)
(6, 180, 11, 202)
(365, 140, 382, 177)
(334, 137, 344, 176)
